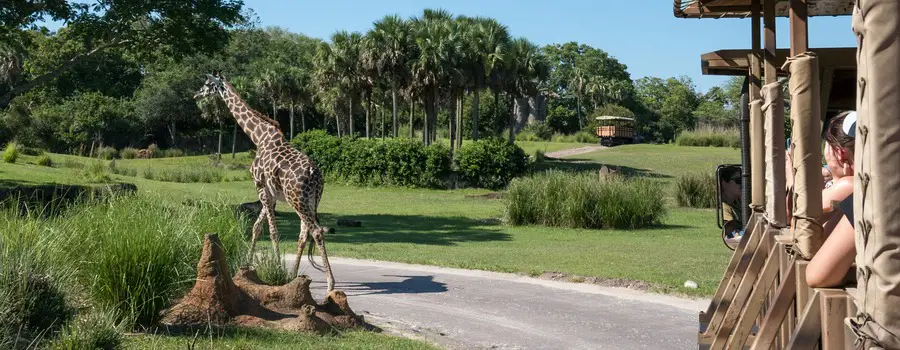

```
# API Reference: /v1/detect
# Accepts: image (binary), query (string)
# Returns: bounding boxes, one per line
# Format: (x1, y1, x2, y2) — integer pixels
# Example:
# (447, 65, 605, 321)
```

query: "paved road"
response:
(287, 255, 708, 350)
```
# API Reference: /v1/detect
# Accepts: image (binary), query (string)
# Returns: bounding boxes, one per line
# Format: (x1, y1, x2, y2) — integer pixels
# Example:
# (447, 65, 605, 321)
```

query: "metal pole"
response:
(740, 77, 752, 227)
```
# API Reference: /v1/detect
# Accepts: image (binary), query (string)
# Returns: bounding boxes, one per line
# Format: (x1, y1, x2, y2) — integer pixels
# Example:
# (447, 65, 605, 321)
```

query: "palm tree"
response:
(410, 9, 458, 145)
(465, 17, 510, 141)
(330, 31, 364, 137)
(283, 66, 312, 138)
(313, 42, 342, 136)
(364, 15, 413, 138)
(505, 38, 550, 143)
(197, 95, 230, 158)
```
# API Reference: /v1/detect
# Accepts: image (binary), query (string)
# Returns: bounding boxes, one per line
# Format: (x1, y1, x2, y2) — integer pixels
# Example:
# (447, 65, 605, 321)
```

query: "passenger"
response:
(805, 111, 857, 288)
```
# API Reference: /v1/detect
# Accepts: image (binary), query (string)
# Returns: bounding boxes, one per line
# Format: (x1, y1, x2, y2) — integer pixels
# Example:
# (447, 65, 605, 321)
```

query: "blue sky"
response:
(41, 1, 856, 93)
(244, 0, 855, 93)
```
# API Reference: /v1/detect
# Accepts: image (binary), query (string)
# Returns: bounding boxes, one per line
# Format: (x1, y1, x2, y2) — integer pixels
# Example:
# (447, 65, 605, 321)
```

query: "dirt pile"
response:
(159, 233, 364, 334)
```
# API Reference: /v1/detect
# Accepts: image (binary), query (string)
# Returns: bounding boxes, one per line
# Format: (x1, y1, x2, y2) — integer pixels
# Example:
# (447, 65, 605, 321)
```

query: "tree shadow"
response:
(534, 159, 671, 179)
(312, 275, 448, 296)
(262, 212, 510, 246)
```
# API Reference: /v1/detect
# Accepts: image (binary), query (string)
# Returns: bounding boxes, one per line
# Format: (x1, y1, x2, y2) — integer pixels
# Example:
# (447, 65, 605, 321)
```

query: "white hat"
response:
(843, 111, 857, 138)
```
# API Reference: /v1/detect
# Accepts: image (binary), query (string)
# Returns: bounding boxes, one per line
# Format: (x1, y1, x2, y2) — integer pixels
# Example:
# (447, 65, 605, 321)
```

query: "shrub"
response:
(16, 145, 44, 156)
(675, 172, 718, 208)
(551, 131, 596, 144)
(96, 146, 117, 160)
(0, 218, 74, 348)
(120, 147, 139, 159)
(81, 161, 111, 183)
(49, 195, 248, 328)
(255, 253, 291, 286)
(3, 142, 18, 163)
(675, 126, 740, 148)
(36, 155, 53, 167)
(504, 171, 666, 229)
(291, 130, 452, 188)
(455, 138, 529, 190)
(49, 308, 122, 350)
(520, 123, 553, 141)
(161, 148, 185, 158)
(146, 143, 159, 158)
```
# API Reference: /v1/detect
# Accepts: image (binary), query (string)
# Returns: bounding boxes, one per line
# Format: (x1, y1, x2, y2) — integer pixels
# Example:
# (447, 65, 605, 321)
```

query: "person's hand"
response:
(785, 149, 794, 188)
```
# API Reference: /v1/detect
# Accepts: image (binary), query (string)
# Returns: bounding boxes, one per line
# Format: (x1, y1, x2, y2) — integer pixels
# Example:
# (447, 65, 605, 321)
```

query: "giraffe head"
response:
(194, 71, 228, 100)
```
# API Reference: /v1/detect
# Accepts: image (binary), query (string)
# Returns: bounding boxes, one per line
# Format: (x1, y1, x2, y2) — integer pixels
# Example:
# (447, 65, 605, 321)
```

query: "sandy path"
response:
(544, 145, 606, 159)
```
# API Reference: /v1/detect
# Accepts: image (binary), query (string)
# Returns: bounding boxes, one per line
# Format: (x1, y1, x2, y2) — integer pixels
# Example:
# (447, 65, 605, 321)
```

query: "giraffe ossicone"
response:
(194, 71, 336, 292)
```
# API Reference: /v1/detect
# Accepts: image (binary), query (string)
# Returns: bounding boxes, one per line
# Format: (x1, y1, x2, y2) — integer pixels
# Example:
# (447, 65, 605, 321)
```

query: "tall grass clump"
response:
(0, 214, 75, 348)
(674, 172, 718, 208)
(96, 146, 118, 160)
(81, 161, 111, 183)
(3, 142, 19, 163)
(255, 253, 291, 286)
(551, 131, 596, 143)
(48, 308, 122, 350)
(36, 154, 53, 167)
(504, 171, 666, 229)
(675, 126, 740, 148)
(48, 195, 248, 328)
(120, 147, 139, 159)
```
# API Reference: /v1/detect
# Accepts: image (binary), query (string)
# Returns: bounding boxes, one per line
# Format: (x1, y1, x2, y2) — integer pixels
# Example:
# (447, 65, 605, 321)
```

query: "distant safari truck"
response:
(594, 116, 635, 146)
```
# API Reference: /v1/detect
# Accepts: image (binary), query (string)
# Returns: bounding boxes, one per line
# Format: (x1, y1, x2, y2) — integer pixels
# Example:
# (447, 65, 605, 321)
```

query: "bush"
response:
(81, 161, 111, 183)
(36, 155, 53, 167)
(49, 195, 247, 328)
(3, 142, 19, 163)
(291, 130, 452, 188)
(120, 147, 139, 159)
(675, 172, 717, 208)
(675, 126, 740, 148)
(16, 145, 44, 156)
(49, 308, 122, 350)
(504, 171, 666, 229)
(161, 148, 185, 158)
(0, 218, 74, 348)
(96, 146, 117, 160)
(550, 131, 596, 144)
(521, 123, 554, 141)
(455, 138, 529, 190)
(255, 253, 291, 286)
(146, 144, 159, 158)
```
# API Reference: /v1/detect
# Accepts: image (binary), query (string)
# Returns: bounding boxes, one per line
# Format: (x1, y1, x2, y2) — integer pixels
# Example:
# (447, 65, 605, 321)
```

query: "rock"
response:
(336, 219, 361, 227)
(159, 233, 366, 334)
(235, 200, 262, 221)
(684, 280, 699, 289)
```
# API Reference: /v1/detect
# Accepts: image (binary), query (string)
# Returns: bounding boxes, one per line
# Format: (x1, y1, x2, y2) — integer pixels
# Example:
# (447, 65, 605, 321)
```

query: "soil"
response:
(159, 233, 366, 334)
(534, 271, 651, 291)
(465, 192, 503, 200)
(544, 146, 607, 159)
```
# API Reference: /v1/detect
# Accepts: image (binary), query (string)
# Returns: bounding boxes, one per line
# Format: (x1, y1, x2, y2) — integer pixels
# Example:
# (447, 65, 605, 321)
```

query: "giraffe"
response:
(194, 71, 336, 291)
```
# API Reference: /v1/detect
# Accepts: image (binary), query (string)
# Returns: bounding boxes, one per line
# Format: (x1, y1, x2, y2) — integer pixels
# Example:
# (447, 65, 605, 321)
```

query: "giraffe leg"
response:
(311, 225, 335, 292)
(249, 185, 270, 262)
(293, 220, 310, 276)
(263, 195, 280, 259)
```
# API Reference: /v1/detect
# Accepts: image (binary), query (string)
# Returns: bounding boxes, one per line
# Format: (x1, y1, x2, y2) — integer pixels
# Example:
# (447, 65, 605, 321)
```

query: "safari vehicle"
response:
(593, 116, 634, 146)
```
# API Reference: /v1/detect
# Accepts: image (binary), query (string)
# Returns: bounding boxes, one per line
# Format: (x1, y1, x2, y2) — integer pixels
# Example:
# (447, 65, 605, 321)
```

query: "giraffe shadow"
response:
(262, 211, 510, 246)
(311, 275, 448, 296)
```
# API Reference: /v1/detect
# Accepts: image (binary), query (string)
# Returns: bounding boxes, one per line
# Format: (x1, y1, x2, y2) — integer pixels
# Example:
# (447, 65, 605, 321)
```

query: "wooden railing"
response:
(699, 212, 857, 349)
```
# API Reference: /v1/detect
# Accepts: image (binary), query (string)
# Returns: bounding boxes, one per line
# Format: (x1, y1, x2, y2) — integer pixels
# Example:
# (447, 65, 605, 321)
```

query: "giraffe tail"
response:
(306, 230, 324, 271)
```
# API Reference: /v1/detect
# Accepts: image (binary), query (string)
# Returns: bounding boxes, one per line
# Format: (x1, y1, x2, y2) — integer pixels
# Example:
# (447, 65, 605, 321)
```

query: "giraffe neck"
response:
(220, 82, 284, 146)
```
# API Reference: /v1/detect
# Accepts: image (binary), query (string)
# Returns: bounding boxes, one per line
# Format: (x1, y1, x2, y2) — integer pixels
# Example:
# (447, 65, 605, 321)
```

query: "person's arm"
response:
(806, 215, 856, 288)
(823, 177, 853, 213)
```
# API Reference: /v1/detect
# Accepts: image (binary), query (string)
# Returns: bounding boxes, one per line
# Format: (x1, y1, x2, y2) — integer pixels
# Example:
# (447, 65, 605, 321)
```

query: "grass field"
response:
(2, 142, 738, 297)
(125, 328, 436, 350)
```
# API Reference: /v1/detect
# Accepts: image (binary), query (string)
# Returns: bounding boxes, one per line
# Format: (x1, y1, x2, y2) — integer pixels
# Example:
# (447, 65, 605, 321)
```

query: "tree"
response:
(506, 38, 550, 142)
(197, 94, 230, 157)
(409, 9, 458, 145)
(1, 0, 247, 108)
(364, 15, 413, 138)
(132, 63, 200, 148)
(460, 16, 510, 141)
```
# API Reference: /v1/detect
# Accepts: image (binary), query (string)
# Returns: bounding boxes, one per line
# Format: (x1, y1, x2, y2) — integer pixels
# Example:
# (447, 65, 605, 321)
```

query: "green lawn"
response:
(2, 142, 739, 297)
(125, 328, 436, 349)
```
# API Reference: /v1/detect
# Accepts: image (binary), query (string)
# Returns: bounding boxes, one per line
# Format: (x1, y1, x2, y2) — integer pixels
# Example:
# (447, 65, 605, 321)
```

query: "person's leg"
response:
(806, 215, 855, 288)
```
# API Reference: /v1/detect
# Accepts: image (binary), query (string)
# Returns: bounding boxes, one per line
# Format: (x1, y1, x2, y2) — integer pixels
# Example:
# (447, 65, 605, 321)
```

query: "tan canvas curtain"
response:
(782, 53, 824, 259)
(762, 82, 787, 227)
(750, 98, 765, 211)
(847, 0, 900, 348)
